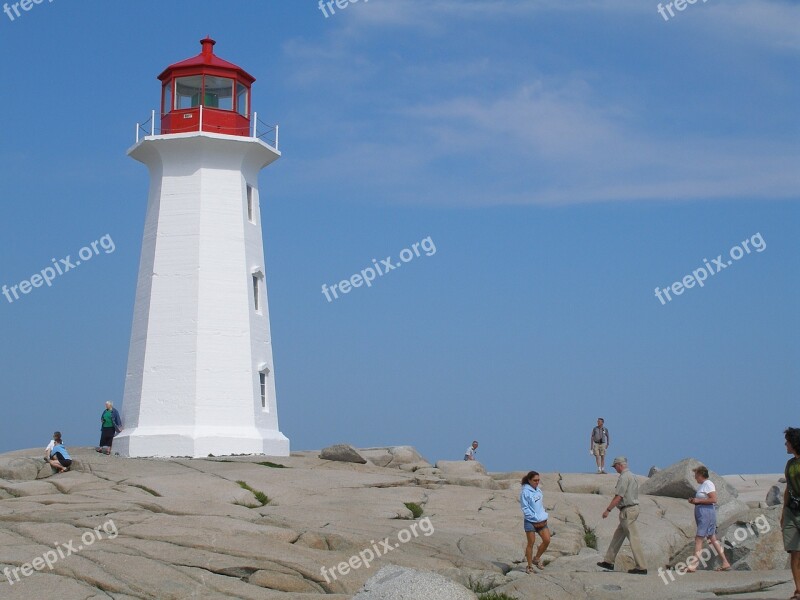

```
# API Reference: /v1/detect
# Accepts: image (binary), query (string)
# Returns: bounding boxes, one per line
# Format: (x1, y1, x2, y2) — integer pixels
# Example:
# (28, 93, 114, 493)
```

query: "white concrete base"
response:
(114, 426, 290, 458)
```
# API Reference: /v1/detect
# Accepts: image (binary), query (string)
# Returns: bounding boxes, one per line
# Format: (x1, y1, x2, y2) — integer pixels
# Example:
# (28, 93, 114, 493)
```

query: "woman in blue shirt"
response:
(48, 432, 72, 474)
(520, 470, 550, 573)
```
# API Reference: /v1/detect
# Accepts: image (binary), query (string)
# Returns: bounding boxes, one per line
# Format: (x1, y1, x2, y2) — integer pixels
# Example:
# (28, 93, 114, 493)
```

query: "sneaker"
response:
(597, 561, 615, 571)
(628, 568, 647, 575)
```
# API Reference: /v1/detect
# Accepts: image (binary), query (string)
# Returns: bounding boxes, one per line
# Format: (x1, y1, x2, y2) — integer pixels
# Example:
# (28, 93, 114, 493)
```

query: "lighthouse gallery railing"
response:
(135, 107, 280, 151)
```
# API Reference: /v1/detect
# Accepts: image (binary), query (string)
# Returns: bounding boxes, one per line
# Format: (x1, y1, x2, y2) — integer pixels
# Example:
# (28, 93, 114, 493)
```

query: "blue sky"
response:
(0, 0, 797, 475)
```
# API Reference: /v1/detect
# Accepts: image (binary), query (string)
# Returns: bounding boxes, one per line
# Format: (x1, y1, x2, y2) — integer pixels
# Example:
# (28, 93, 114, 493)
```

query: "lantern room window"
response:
(163, 83, 173, 115)
(204, 76, 234, 110)
(176, 76, 203, 109)
(236, 83, 248, 117)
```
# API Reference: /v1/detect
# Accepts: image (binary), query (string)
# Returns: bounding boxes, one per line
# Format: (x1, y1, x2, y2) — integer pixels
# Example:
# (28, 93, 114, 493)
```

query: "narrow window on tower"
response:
(247, 185, 255, 223)
(259, 368, 270, 409)
(252, 274, 260, 313)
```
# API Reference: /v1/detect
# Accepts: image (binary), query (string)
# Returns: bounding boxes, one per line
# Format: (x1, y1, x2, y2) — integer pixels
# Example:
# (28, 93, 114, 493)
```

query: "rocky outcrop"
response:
(353, 565, 477, 599)
(766, 485, 783, 506)
(434, 460, 497, 489)
(360, 446, 431, 471)
(319, 443, 367, 464)
(0, 447, 793, 600)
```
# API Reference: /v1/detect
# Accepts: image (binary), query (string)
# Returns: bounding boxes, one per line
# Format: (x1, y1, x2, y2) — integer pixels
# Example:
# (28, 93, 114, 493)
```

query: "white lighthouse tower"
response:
(116, 38, 290, 458)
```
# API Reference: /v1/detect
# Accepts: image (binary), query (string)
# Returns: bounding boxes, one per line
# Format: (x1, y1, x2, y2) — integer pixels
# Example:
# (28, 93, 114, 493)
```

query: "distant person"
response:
(590, 418, 610, 473)
(44, 431, 59, 462)
(97, 401, 122, 455)
(686, 465, 731, 572)
(47, 433, 72, 474)
(464, 440, 479, 461)
(782, 427, 800, 600)
(597, 456, 647, 574)
(520, 471, 550, 573)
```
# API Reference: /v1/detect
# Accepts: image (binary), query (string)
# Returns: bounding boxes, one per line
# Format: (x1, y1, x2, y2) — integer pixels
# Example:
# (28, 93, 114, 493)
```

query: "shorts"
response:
(52, 453, 72, 468)
(592, 443, 607, 457)
(783, 506, 800, 552)
(694, 504, 717, 538)
(524, 520, 548, 533)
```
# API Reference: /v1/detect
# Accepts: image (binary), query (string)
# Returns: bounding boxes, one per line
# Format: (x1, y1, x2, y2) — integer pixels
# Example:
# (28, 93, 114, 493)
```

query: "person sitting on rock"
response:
(48, 433, 72, 474)
(464, 440, 479, 461)
(44, 430, 59, 462)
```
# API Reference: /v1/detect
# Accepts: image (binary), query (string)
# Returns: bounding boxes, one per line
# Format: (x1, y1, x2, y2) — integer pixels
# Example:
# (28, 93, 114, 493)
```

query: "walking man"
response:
(782, 427, 800, 599)
(590, 418, 610, 473)
(597, 456, 648, 574)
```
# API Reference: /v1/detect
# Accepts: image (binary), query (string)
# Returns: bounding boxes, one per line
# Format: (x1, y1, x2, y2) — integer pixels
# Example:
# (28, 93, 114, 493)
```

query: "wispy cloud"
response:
(281, 0, 799, 206)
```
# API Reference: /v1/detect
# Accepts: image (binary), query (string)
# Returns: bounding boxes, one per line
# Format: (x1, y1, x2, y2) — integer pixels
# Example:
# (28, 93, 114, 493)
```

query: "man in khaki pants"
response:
(597, 456, 648, 574)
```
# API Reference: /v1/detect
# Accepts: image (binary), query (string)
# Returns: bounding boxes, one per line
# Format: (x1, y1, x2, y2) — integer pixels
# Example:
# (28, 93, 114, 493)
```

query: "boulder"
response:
(353, 565, 477, 600)
(722, 508, 789, 571)
(319, 444, 367, 464)
(360, 446, 431, 469)
(765, 485, 783, 506)
(640, 458, 738, 504)
(434, 460, 497, 489)
(434, 460, 486, 474)
(0, 456, 42, 481)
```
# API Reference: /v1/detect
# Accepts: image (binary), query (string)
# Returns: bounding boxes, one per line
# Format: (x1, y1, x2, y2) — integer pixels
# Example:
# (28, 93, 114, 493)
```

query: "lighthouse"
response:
(115, 38, 290, 458)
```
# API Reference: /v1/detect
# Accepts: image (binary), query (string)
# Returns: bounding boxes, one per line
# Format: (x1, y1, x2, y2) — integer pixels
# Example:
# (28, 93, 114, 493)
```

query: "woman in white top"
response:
(687, 465, 731, 572)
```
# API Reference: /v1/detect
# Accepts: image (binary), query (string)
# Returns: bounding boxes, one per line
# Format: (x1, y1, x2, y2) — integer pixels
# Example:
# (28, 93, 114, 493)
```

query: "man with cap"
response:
(597, 456, 648, 574)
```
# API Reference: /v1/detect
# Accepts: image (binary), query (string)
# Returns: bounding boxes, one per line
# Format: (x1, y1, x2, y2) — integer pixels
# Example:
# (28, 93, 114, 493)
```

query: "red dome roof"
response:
(158, 37, 255, 84)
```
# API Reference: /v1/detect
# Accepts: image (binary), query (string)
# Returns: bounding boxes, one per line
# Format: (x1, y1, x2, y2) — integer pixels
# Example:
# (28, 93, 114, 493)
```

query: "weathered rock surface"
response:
(766, 484, 783, 506)
(320, 444, 368, 464)
(0, 448, 791, 600)
(360, 447, 430, 471)
(352, 565, 477, 599)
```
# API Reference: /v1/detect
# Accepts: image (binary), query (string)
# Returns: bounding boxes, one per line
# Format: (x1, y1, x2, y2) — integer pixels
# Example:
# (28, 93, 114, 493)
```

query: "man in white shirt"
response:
(44, 431, 59, 461)
(464, 441, 479, 461)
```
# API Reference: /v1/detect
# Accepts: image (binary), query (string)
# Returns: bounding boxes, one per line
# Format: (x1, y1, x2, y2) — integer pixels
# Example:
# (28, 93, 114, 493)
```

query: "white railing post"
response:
(252, 111, 258, 138)
(136, 123, 140, 143)
(275, 124, 279, 151)
(151, 110, 155, 136)
(199, 104, 203, 132)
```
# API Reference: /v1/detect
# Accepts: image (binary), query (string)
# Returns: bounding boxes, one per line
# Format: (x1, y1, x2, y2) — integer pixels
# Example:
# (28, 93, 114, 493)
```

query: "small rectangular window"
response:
(260, 371, 267, 408)
(247, 185, 254, 223)
(253, 275, 260, 312)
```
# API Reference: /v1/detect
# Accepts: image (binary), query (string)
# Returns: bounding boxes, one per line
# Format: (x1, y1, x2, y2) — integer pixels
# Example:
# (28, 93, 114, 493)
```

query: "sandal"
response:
(525, 565, 533, 574)
(715, 566, 731, 572)
(533, 559, 544, 570)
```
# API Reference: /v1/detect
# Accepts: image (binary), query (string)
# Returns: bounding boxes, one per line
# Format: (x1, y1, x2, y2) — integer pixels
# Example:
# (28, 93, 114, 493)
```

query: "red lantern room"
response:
(158, 37, 255, 136)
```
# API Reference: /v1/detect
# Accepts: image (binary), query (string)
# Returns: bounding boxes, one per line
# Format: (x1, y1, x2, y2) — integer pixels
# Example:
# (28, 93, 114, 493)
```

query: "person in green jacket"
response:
(96, 401, 122, 455)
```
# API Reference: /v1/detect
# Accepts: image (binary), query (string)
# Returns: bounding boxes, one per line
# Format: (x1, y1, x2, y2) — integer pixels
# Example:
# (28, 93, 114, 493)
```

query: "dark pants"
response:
(99, 427, 116, 448)
(53, 452, 72, 468)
